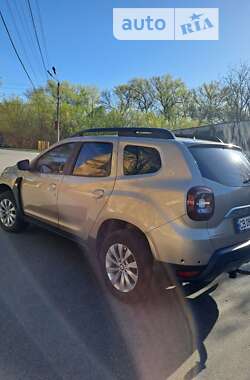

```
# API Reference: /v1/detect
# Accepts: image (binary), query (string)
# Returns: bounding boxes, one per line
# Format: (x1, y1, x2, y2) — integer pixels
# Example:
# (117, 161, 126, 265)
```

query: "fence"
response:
(174, 120, 250, 154)
(37, 140, 50, 152)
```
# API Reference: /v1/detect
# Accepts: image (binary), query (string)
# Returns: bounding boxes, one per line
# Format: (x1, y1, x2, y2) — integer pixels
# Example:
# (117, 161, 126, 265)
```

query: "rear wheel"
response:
(99, 229, 153, 302)
(0, 191, 27, 232)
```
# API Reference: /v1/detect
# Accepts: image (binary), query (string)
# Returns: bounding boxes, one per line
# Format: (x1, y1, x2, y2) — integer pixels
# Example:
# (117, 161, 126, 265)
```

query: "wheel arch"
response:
(0, 178, 24, 216)
(0, 183, 12, 195)
(96, 218, 157, 259)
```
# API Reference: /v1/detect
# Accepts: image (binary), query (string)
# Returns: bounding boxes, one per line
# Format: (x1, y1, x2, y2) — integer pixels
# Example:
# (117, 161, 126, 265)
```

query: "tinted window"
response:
(35, 143, 75, 174)
(190, 146, 250, 186)
(73, 142, 113, 177)
(124, 145, 161, 176)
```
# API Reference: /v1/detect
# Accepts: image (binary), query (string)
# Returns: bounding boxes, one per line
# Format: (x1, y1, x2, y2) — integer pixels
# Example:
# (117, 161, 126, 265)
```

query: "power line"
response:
(34, 0, 50, 68)
(26, 0, 48, 78)
(13, 0, 45, 83)
(0, 9, 36, 89)
(6, 0, 38, 83)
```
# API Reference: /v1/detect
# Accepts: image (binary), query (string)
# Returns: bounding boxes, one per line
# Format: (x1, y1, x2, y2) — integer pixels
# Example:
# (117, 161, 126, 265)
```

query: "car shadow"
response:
(183, 286, 219, 380)
(0, 225, 219, 380)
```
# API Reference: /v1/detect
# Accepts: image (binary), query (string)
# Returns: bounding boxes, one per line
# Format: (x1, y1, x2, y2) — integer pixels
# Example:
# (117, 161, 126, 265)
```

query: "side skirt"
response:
(23, 214, 89, 251)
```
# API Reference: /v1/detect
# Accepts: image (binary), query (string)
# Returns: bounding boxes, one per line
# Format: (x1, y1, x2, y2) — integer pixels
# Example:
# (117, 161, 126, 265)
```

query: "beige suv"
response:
(1, 127, 250, 301)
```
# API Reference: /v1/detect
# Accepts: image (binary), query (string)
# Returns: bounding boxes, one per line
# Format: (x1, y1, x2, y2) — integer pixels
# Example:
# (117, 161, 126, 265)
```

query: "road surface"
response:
(0, 149, 250, 380)
(0, 148, 37, 172)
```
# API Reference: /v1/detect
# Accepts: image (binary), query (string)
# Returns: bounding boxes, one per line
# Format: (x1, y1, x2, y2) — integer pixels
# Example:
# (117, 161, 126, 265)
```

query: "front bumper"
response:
(176, 239, 250, 284)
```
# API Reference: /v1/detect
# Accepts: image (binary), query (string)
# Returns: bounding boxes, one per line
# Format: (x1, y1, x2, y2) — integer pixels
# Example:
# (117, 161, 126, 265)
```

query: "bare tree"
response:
(100, 85, 133, 115)
(223, 63, 250, 122)
(100, 90, 114, 111)
(129, 78, 155, 113)
(150, 75, 189, 123)
(192, 81, 227, 124)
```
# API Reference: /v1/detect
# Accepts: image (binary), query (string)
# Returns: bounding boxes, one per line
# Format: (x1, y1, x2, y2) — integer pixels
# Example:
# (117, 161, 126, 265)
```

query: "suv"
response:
(1, 127, 250, 301)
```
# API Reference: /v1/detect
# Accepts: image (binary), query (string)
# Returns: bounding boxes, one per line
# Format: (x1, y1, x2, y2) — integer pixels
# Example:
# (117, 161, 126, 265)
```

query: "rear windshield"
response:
(189, 146, 250, 187)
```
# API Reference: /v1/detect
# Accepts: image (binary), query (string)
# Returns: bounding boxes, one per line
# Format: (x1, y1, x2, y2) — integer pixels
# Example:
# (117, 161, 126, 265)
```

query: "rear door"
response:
(189, 145, 250, 249)
(57, 140, 117, 240)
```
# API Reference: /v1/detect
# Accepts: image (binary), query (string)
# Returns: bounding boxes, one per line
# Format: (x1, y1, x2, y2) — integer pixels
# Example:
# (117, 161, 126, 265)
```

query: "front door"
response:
(21, 143, 75, 225)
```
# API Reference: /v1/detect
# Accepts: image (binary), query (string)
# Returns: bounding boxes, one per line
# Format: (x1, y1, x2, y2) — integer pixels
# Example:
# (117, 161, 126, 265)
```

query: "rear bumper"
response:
(175, 239, 250, 284)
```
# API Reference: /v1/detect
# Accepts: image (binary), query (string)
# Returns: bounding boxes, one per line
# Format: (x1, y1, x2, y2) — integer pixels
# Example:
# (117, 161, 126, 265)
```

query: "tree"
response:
(129, 78, 155, 113)
(223, 63, 250, 122)
(191, 81, 227, 124)
(46, 81, 100, 137)
(150, 75, 189, 124)
(101, 84, 133, 116)
(0, 63, 250, 149)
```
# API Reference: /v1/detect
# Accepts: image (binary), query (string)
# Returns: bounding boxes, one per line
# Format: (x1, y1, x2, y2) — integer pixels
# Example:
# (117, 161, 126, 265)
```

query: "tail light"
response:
(187, 186, 214, 221)
(176, 270, 201, 279)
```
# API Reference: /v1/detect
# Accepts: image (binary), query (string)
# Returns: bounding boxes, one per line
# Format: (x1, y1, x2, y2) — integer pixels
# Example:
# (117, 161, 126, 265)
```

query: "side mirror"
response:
(17, 159, 30, 171)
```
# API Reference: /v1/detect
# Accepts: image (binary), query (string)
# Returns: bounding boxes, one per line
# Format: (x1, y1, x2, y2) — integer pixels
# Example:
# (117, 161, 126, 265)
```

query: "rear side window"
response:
(123, 145, 161, 176)
(73, 142, 113, 177)
(190, 146, 250, 186)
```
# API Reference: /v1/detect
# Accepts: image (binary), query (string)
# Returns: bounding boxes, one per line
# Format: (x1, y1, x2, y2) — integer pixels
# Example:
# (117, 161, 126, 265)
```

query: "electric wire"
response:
(0, 8, 36, 89)
(34, 0, 50, 69)
(25, 0, 49, 79)
(13, 0, 45, 83)
(5, 0, 38, 83)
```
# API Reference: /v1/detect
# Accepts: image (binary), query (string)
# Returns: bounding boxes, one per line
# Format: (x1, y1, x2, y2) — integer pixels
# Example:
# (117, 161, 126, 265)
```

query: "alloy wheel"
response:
(105, 243, 139, 293)
(0, 199, 16, 228)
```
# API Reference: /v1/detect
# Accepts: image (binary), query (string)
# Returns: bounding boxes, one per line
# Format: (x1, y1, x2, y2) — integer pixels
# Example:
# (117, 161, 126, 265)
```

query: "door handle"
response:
(48, 183, 57, 191)
(92, 189, 105, 199)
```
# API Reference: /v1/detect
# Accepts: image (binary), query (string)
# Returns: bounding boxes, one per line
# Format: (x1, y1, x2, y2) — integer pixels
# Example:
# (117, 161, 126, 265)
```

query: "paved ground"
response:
(0, 149, 250, 380)
(0, 148, 37, 172)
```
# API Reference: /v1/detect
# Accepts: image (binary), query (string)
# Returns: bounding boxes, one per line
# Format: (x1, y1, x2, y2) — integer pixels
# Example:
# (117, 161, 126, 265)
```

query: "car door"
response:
(21, 143, 76, 225)
(57, 140, 117, 240)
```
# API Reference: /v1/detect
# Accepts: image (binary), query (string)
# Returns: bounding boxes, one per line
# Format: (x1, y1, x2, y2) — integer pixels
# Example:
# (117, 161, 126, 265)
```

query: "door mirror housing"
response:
(17, 159, 30, 171)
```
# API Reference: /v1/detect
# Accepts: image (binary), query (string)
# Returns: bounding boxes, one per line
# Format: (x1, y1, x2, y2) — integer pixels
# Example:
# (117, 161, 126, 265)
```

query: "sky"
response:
(1, 0, 250, 97)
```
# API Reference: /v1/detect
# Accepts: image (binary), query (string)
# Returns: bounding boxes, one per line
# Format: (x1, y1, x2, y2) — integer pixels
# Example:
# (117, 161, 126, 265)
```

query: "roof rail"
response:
(72, 127, 175, 140)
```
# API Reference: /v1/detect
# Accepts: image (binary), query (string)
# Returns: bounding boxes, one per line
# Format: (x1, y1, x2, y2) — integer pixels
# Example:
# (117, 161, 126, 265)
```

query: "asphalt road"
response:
(0, 149, 250, 380)
(0, 148, 37, 172)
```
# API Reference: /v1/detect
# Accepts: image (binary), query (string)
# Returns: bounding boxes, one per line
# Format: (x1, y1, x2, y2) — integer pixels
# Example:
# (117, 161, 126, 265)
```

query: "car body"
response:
(1, 127, 250, 301)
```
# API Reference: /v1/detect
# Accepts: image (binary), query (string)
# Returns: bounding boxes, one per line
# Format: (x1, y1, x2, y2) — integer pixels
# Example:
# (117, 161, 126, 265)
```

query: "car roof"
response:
(62, 135, 119, 143)
(60, 127, 234, 147)
(53, 134, 240, 152)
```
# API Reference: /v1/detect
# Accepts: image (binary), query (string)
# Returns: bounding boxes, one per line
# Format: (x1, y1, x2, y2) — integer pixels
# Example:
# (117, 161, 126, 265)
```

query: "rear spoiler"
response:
(174, 133, 223, 143)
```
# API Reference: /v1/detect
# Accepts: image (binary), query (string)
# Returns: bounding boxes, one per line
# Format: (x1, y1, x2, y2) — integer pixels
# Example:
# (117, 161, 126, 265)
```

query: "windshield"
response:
(190, 146, 250, 187)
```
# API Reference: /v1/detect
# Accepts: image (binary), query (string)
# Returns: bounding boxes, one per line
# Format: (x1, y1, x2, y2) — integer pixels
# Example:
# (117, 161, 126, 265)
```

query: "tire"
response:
(99, 229, 153, 303)
(0, 191, 27, 233)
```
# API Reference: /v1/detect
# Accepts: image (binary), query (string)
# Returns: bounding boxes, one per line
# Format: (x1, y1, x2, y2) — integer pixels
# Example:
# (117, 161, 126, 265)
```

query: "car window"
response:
(73, 142, 113, 177)
(35, 143, 75, 174)
(189, 146, 250, 186)
(123, 145, 161, 176)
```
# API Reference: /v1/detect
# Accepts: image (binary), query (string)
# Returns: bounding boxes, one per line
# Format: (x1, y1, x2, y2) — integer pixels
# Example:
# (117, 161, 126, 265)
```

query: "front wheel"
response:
(99, 229, 153, 303)
(0, 191, 27, 232)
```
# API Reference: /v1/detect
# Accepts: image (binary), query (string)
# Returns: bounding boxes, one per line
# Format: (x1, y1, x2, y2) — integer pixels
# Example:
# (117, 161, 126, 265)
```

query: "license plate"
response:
(235, 216, 250, 233)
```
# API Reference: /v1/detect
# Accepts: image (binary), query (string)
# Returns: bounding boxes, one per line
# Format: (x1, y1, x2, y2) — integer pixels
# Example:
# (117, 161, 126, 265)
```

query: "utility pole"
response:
(56, 81, 60, 142)
(47, 66, 60, 142)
